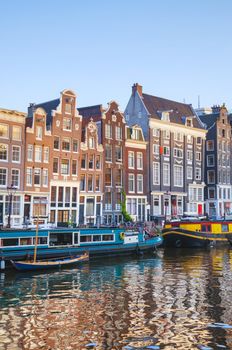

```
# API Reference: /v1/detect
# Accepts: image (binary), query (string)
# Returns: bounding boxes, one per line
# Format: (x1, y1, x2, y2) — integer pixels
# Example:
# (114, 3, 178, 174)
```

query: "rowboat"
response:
(11, 252, 89, 271)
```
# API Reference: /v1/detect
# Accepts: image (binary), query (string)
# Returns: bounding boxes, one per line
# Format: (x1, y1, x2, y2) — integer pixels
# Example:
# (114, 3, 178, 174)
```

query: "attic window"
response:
(186, 118, 193, 127)
(161, 112, 170, 122)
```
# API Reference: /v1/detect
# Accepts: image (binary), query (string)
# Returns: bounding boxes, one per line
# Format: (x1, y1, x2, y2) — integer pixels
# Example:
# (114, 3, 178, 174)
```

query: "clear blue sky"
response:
(0, 0, 231, 112)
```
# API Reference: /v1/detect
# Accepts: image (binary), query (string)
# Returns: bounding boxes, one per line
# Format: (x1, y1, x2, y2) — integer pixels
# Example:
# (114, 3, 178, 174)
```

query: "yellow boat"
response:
(162, 220, 232, 248)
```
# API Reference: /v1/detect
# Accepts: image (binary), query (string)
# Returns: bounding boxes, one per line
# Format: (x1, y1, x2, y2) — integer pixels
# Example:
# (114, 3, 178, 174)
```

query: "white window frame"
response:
(128, 151, 135, 169)
(12, 145, 21, 163)
(12, 126, 21, 141)
(36, 126, 42, 140)
(26, 167, 32, 186)
(174, 165, 183, 187)
(137, 152, 143, 170)
(0, 167, 7, 187)
(137, 174, 143, 193)
(35, 146, 42, 162)
(11, 168, 20, 188)
(153, 162, 160, 185)
(128, 174, 135, 193)
(163, 163, 170, 186)
(187, 166, 193, 180)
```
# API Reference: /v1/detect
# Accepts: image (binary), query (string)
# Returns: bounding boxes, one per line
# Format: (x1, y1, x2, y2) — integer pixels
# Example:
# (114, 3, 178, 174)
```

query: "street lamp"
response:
(6, 184, 17, 228)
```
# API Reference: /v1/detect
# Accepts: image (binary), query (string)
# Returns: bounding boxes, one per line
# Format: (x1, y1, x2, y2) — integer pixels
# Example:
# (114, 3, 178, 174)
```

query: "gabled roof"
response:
(198, 113, 219, 128)
(78, 105, 102, 118)
(28, 99, 60, 126)
(141, 93, 204, 129)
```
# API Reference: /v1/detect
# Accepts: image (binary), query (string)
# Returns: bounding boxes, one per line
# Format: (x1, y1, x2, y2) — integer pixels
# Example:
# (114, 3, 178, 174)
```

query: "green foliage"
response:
(121, 190, 133, 222)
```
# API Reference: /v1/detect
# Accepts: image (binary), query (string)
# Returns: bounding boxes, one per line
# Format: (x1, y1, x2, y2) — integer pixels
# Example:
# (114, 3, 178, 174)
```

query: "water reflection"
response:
(0, 250, 232, 349)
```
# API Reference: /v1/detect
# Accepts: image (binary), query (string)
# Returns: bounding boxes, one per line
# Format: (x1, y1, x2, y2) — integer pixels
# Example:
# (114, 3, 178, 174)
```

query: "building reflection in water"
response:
(0, 251, 232, 349)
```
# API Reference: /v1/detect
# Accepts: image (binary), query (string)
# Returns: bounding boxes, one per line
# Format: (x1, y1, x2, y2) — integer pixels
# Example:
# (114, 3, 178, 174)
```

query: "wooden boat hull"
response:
(162, 228, 232, 248)
(11, 253, 89, 272)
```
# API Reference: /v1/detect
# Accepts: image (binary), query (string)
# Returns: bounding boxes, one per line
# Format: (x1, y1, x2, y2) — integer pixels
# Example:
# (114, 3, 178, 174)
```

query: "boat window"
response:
(222, 224, 228, 232)
(93, 235, 101, 242)
(33, 237, 48, 245)
(2, 238, 19, 246)
(20, 238, 32, 246)
(102, 234, 114, 241)
(49, 232, 72, 246)
(74, 232, 79, 245)
(201, 225, 211, 232)
(80, 235, 92, 242)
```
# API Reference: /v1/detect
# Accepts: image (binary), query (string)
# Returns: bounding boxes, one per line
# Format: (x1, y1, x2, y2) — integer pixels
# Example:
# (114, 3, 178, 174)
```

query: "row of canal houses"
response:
(0, 84, 231, 228)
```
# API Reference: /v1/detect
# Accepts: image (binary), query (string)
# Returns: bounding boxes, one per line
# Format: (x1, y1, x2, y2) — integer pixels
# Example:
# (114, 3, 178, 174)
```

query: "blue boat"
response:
(0, 227, 163, 269)
(11, 252, 89, 272)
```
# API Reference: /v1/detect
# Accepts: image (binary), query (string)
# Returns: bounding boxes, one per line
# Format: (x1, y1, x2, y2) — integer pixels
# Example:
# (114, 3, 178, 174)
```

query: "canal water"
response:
(1, 248, 232, 350)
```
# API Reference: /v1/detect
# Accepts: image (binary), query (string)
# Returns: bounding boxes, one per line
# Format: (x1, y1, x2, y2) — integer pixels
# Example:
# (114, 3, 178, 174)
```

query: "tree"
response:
(121, 189, 133, 222)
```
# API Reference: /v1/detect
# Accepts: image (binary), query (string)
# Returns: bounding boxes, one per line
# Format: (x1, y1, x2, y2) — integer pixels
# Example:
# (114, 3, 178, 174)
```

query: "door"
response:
(198, 204, 203, 215)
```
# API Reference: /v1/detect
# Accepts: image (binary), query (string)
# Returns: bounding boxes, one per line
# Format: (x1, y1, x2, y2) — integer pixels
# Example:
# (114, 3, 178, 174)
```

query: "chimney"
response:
(211, 105, 220, 114)
(132, 83, 143, 97)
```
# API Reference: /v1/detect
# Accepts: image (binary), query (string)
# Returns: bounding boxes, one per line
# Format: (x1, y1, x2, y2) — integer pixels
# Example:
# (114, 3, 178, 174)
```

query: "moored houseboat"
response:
(0, 227, 163, 269)
(162, 220, 232, 248)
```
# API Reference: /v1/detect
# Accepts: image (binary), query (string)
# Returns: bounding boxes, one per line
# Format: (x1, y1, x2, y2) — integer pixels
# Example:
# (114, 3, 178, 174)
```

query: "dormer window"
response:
(161, 112, 170, 122)
(186, 118, 193, 127)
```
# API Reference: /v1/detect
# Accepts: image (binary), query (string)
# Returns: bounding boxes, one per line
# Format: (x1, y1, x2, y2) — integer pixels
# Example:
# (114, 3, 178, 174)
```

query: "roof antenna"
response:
(198, 95, 200, 108)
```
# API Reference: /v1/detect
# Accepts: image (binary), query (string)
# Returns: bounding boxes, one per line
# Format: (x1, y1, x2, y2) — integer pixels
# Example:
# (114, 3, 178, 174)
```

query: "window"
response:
(65, 103, 71, 114)
(161, 112, 170, 121)
(187, 150, 193, 161)
(80, 175, 85, 191)
(43, 169, 48, 187)
(207, 155, 215, 167)
(105, 124, 112, 139)
(128, 151, 135, 168)
(0, 168, 7, 186)
(196, 137, 202, 145)
(54, 136, 60, 150)
(187, 135, 193, 144)
(127, 198, 136, 215)
(207, 170, 215, 184)
(0, 124, 8, 138)
(0, 144, 8, 161)
(105, 192, 112, 210)
(163, 146, 170, 156)
(89, 155, 94, 169)
(11, 169, 20, 188)
(131, 128, 141, 140)
(174, 165, 183, 187)
(63, 118, 72, 130)
(105, 144, 112, 162)
(61, 159, 69, 175)
(36, 126, 42, 140)
(53, 158, 59, 173)
(95, 174, 100, 191)
(26, 168, 32, 186)
(186, 118, 192, 127)
(163, 163, 170, 186)
(174, 132, 183, 142)
(116, 126, 122, 140)
(163, 130, 170, 139)
(34, 168, 41, 186)
(173, 148, 183, 158)
(5, 196, 21, 215)
(73, 139, 78, 152)
(187, 166, 193, 179)
(89, 137, 95, 149)
(115, 146, 122, 162)
(195, 168, 201, 180)
(27, 145, 33, 161)
(12, 126, 21, 141)
(44, 147, 49, 163)
(153, 162, 160, 185)
(115, 169, 122, 187)
(208, 188, 215, 199)
(62, 138, 70, 151)
(105, 168, 112, 186)
(137, 152, 143, 169)
(35, 146, 42, 162)
(128, 174, 135, 192)
(96, 155, 101, 169)
(153, 128, 160, 137)
(88, 175, 93, 191)
(153, 144, 160, 155)
(196, 152, 201, 161)
(72, 160, 77, 175)
(137, 174, 143, 193)
(81, 155, 86, 169)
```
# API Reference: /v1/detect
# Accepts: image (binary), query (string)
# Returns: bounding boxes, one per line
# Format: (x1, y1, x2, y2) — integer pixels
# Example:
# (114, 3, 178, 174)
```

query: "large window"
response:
(163, 163, 170, 186)
(174, 165, 183, 187)
(0, 144, 8, 161)
(89, 155, 94, 169)
(127, 198, 136, 215)
(26, 168, 32, 186)
(53, 158, 59, 173)
(207, 170, 215, 184)
(115, 169, 122, 187)
(54, 136, 60, 150)
(116, 126, 122, 140)
(137, 174, 143, 193)
(88, 175, 93, 191)
(0, 124, 8, 138)
(153, 144, 160, 155)
(12, 146, 21, 163)
(34, 168, 41, 186)
(63, 118, 72, 130)
(128, 174, 135, 192)
(115, 146, 122, 162)
(137, 152, 143, 169)
(62, 138, 70, 151)
(35, 146, 42, 162)
(105, 168, 112, 186)
(11, 169, 20, 188)
(105, 124, 112, 139)
(61, 159, 70, 175)
(81, 155, 86, 169)
(5, 196, 21, 215)
(12, 126, 21, 141)
(0, 168, 7, 186)
(44, 147, 49, 163)
(207, 155, 215, 167)
(105, 144, 112, 162)
(174, 132, 183, 142)
(27, 145, 33, 161)
(153, 162, 160, 185)
(128, 151, 135, 168)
